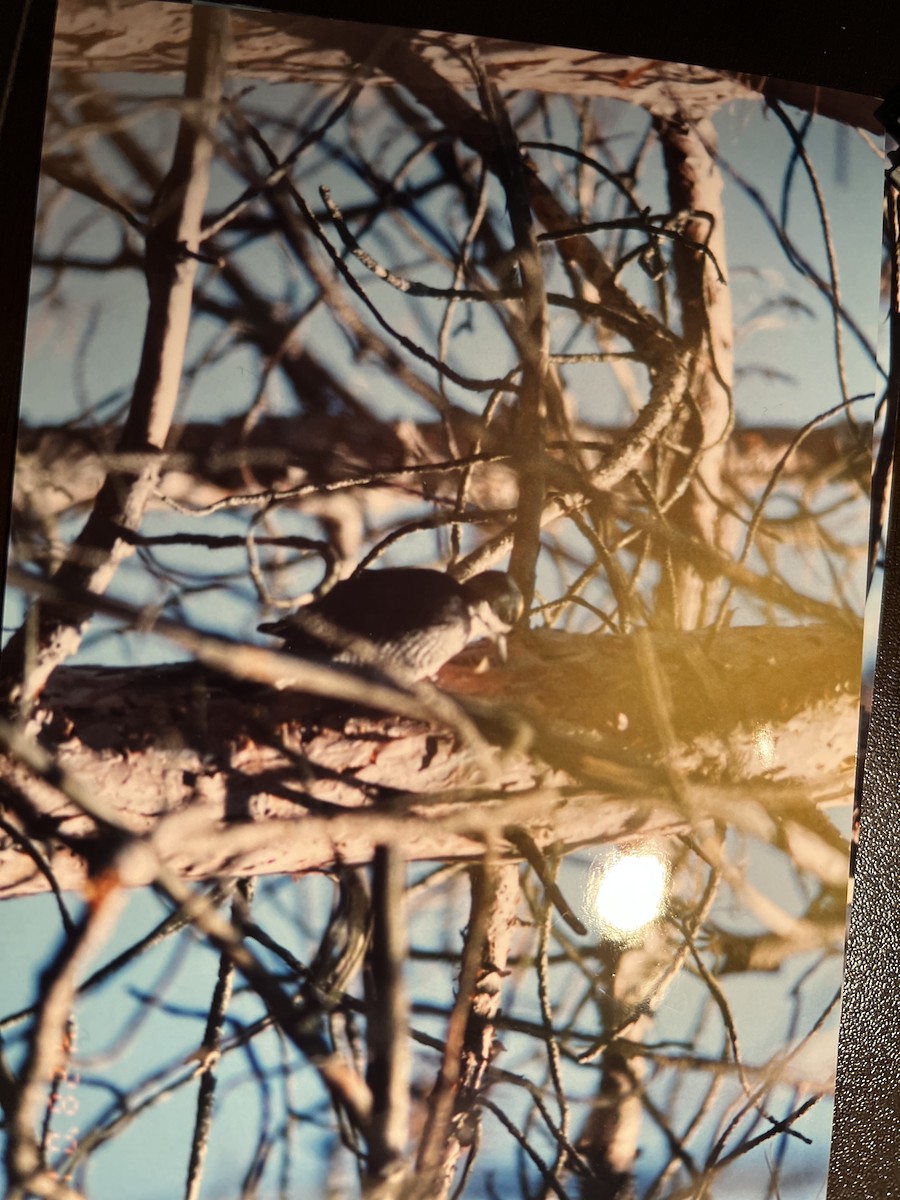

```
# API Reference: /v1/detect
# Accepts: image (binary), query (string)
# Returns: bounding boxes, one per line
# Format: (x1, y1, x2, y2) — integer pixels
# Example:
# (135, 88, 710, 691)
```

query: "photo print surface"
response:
(0, 2, 887, 1198)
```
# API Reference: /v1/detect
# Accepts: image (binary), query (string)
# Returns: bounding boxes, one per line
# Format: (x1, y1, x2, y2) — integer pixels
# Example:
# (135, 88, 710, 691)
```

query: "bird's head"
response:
(460, 572, 524, 660)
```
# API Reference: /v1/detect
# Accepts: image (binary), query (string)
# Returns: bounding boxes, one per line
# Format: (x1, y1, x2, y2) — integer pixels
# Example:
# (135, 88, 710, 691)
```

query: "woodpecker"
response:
(258, 568, 523, 681)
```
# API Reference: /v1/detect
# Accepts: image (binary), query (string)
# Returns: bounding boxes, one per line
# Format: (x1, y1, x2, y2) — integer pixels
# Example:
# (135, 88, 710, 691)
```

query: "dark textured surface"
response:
(0, 0, 57, 625)
(829, 428, 900, 1194)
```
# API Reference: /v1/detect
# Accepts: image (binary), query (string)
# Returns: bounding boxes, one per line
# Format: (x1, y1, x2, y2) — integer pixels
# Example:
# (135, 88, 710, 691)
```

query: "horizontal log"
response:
(0, 622, 860, 897)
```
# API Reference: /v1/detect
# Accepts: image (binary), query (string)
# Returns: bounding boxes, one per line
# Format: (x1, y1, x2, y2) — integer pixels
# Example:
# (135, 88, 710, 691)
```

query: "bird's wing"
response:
(259, 569, 465, 644)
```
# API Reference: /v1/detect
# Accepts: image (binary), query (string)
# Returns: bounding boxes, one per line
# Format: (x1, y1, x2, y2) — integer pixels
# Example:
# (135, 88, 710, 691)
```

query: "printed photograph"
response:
(0, 2, 887, 1197)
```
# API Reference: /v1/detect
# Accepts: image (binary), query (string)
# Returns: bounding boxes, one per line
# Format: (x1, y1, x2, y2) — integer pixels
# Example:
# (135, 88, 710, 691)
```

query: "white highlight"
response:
(752, 723, 776, 769)
(590, 852, 669, 936)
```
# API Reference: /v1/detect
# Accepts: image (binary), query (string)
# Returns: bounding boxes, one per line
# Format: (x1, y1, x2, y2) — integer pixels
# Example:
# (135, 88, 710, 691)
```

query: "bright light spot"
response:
(752, 723, 776, 769)
(590, 852, 668, 936)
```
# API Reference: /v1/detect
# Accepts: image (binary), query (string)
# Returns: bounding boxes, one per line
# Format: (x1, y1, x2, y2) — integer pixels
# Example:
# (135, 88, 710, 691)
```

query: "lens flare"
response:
(589, 851, 669, 937)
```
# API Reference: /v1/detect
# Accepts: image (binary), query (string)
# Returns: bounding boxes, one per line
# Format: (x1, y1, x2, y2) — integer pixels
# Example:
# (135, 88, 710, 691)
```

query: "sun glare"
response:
(589, 851, 669, 937)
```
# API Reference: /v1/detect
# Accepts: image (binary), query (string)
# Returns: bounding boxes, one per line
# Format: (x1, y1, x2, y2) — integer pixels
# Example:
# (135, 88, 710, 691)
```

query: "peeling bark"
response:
(50, 1, 880, 131)
(0, 623, 859, 898)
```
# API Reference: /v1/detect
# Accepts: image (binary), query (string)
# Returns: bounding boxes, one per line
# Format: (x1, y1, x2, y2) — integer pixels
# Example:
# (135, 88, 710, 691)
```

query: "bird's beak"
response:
(496, 633, 508, 663)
